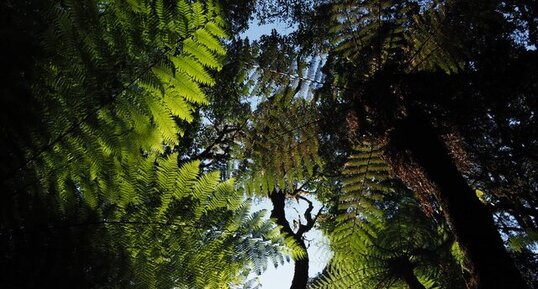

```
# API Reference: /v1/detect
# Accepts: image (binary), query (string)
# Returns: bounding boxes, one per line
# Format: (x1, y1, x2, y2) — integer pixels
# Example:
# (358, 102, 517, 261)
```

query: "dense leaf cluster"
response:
(1, 1, 286, 288)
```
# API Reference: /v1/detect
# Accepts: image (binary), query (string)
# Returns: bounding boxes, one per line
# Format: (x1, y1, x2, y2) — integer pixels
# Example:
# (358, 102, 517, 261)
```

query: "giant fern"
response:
(243, 98, 322, 196)
(328, 0, 465, 85)
(5, 0, 227, 208)
(315, 144, 464, 289)
(1, 1, 291, 288)
(101, 155, 289, 288)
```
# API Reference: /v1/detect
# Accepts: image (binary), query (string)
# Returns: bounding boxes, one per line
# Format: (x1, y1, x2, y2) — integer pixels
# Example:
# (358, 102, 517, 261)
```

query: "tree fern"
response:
(314, 144, 465, 289)
(1, 1, 290, 288)
(242, 98, 322, 196)
(325, 143, 392, 283)
(2, 0, 227, 209)
(228, 34, 326, 198)
(328, 0, 465, 83)
(404, 2, 466, 74)
(339, 143, 393, 218)
(2, 153, 289, 288)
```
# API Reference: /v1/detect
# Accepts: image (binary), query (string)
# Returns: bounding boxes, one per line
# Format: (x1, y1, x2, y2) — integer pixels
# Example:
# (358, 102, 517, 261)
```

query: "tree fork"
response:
(387, 114, 527, 289)
(269, 191, 319, 289)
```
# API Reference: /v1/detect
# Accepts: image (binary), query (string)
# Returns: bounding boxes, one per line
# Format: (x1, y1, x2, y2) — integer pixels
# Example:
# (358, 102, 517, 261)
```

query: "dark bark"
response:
(388, 114, 527, 289)
(291, 249, 309, 289)
(402, 272, 426, 289)
(269, 191, 319, 289)
(400, 267, 426, 289)
(390, 256, 426, 289)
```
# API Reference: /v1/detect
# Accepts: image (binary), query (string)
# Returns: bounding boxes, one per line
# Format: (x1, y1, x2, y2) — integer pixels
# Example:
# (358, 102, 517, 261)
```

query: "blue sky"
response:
(241, 20, 297, 40)
(249, 197, 330, 289)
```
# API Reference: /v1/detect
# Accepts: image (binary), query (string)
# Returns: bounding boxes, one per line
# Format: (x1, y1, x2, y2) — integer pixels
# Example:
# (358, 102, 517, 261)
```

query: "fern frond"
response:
(242, 99, 322, 196)
(18, 0, 230, 208)
(314, 140, 458, 289)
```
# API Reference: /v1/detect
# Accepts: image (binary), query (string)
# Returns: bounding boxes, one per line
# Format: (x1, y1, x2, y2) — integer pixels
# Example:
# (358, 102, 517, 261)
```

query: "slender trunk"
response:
(388, 115, 527, 289)
(269, 191, 310, 289)
(291, 243, 309, 289)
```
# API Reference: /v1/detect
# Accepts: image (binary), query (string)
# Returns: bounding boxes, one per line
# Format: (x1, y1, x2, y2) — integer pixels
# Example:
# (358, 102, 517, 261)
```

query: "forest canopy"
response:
(0, 0, 537, 288)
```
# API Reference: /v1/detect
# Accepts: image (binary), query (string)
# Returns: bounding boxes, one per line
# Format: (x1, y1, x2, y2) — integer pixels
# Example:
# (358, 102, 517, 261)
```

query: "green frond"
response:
(329, 0, 465, 79)
(205, 21, 228, 38)
(21, 0, 230, 209)
(146, 94, 181, 144)
(242, 99, 322, 195)
(183, 38, 223, 70)
(192, 170, 220, 199)
(163, 91, 194, 122)
(315, 140, 456, 289)
(194, 28, 227, 55)
(172, 55, 216, 86)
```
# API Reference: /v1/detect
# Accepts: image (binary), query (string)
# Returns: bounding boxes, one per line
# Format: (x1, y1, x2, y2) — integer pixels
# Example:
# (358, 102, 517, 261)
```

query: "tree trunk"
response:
(388, 114, 527, 289)
(400, 267, 426, 289)
(269, 191, 310, 289)
(392, 257, 427, 289)
(290, 243, 309, 289)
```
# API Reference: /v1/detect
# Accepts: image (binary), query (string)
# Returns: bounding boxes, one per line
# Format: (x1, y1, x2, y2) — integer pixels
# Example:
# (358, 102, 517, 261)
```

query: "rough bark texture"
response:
(388, 114, 527, 289)
(269, 191, 318, 289)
